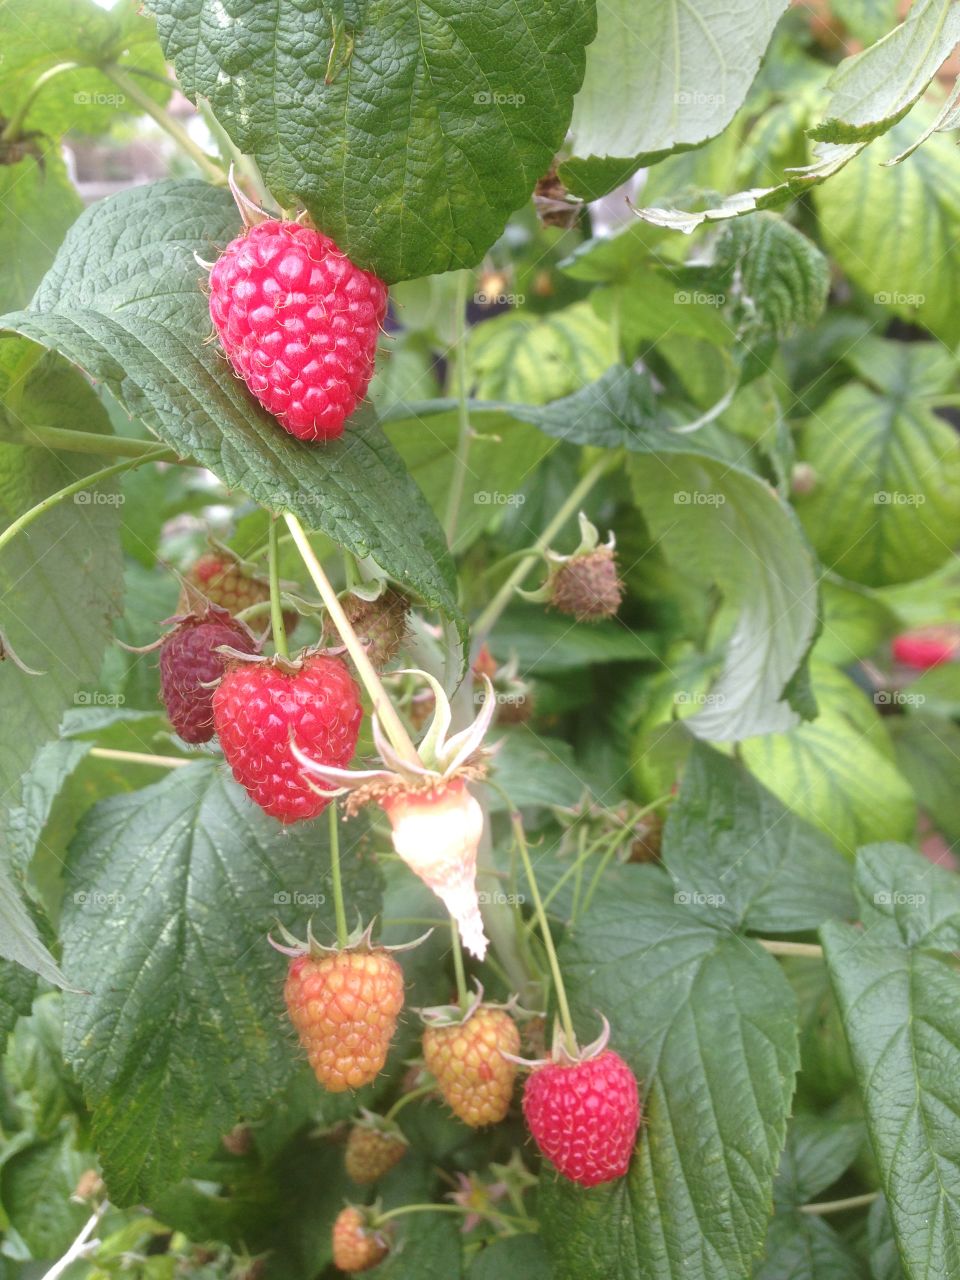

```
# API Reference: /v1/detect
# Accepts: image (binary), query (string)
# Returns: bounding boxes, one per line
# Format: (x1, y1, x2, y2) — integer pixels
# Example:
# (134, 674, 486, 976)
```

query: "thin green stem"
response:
(0, 448, 169, 557)
(443, 271, 473, 547)
(800, 1192, 879, 1216)
(578, 835, 622, 923)
(12, 424, 188, 462)
(101, 65, 224, 184)
(284, 513, 420, 767)
(385, 1081, 435, 1122)
(473, 450, 621, 640)
(759, 939, 823, 959)
(328, 804, 348, 950)
(268, 517, 289, 659)
(450, 917, 469, 1008)
(0, 63, 79, 142)
(526, 830, 615, 935)
(377, 1202, 535, 1231)
(511, 812, 576, 1048)
(88, 748, 190, 769)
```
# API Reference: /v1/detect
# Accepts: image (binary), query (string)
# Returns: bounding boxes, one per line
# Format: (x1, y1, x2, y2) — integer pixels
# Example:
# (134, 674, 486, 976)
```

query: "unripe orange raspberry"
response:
(332, 1206, 389, 1273)
(284, 949, 404, 1092)
(422, 1006, 520, 1127)
(345, 1115, 408, 1184)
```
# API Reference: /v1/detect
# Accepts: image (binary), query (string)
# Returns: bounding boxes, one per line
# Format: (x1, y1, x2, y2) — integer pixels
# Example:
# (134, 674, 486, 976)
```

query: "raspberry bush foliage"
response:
(4, 1, 960, 1277)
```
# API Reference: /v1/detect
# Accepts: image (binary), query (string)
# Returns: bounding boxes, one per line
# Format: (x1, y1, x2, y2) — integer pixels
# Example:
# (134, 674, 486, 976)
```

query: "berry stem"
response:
(758, 939, 824, 959)
(10, 424, 189, 462)
(0, 447, 170, 557)
(472, 451, 622, 641)
(267, 517, 289, 659)
(0, 62, 80, 142)
(328, 803, 349, 950)
(450, 917, 470, 1010)
(375, 1202, 534, 1231)
(511, 812, 577, 1051)
(101, 65, 225, 184)
(88, 748, 191, 769)
(443, 271, 473, 548)
(385, 1081, 435, 1122)
(799, 1191, 879, 1216)
(283, 514, 421, 767)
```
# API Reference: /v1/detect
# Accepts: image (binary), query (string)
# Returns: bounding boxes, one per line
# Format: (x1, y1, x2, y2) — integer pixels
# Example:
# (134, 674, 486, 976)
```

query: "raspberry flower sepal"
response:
(291, 669, 497, 961)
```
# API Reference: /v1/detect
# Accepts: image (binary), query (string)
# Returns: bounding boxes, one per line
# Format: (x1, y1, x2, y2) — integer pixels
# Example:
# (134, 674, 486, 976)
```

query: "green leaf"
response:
(814, 107, 960, 346)
(0, 180, 460, 624)
(487, 729, 590, 811)
(851, 841, 960, 949)
(488, 605, 658, 674)
(0, 0, 170, 138)
(809, 0, 960, 144)
(822, 898, 960, 1278)
(706, 214, 830, 347)
(4, 993, 79, 1139)
(540, 870, 799, 1280)
(817, 578, 897, 667)
(636, 7, 960, 233)
(866, 1196, 907, 1280)
(891, 713, 960, 845)
(831, 0, 899, 45)
(559, 0, 789, 199)
(151, 0, 596, 282)
(0, 1134, 90, 1258)
(794, 383, 960, 588)
(629, 452, 820, 741)
(774, 1113, 864, 1207)
(468, 304, 616, 405)
(0, 343, 124, 814)
(0, 145, 81, 313)
(469, 1236, 551, 1279)
(0, 960, 36, 1053)
(663, 743, 855, 934)
(754, 1212, 865, 1280)
(741, 665, 916, 855)
(61, 762, 382, 1204)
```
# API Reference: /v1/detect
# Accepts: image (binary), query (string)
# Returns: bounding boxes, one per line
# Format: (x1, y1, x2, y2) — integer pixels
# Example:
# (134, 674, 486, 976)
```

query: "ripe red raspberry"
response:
(422, 1007, 520, 1127)
(208, 220, 388, 441)
(345, 1113, 408, 1183)
(284, 948, 404, 1092)
(332, 1206, 389, 1273)
(523, 1049, 640, 1187)
(212, 653, 361, 822)
(892, 627, 959, 670)
(159, 613, 256, 744)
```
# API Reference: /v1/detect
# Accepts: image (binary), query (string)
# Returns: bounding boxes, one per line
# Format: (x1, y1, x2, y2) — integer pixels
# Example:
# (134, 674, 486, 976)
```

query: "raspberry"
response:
(284, 949, 404, 1092)
(159, 613, 256, 744)
(331, 1206, 389, 1273)
(345, 1113, 408, 1184)
(551, 545, 623, 621)
(212, 653, 361, 822)
(208, 220, 388, 441)
(523, 1049, 640, 1187)
(422, 1006, 520, 1127)
(892, 627, 959, 670)
(185, 551, 298, 635)
(324, 587, 409, 670)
